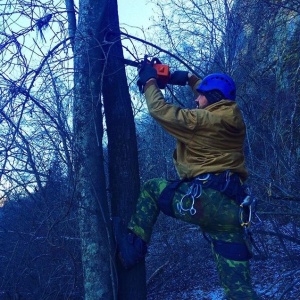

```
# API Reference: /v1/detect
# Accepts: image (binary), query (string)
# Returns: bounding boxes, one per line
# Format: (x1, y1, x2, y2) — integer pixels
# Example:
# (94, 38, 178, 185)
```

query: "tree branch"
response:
(110, 30, 202, 78)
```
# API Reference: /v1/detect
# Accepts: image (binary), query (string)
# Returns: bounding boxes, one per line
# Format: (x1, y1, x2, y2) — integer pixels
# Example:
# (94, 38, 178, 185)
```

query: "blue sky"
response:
(117, 0, 154, 28)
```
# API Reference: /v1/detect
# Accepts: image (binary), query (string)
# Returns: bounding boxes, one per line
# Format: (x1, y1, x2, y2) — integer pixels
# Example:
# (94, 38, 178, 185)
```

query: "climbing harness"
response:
(177, 170, 235, 216)
(173, 170, 262, 261)
(160, 169, 261, 230)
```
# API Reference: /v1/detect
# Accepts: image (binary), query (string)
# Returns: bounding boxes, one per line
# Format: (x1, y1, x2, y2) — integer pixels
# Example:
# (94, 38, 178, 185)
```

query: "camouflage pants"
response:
(128, 178, 260, 300)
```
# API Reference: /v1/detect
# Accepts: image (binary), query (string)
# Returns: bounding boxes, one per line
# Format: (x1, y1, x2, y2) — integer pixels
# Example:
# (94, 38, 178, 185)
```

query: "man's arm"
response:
(143, 80, 198, 143)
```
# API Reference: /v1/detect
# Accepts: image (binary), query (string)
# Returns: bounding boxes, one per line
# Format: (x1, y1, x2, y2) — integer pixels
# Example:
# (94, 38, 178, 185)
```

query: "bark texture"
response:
(102, 0, 147, 299)
(73, 0, 114, 298)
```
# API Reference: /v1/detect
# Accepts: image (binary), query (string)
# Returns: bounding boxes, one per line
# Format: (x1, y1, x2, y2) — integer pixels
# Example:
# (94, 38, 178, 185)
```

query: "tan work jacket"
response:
(144, 76, 248, 181)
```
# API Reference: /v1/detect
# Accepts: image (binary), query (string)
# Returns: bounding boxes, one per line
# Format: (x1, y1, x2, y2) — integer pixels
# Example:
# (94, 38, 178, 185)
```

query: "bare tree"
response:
(0, 1, 81, 298)
(72, 0, 146, 298)
(0, 0, 74, 202)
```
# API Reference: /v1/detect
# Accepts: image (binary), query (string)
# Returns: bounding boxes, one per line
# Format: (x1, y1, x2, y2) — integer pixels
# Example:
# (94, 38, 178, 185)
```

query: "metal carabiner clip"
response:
(220, 170, 231, 192)
(177, 193, 197, 216)
(195, 173, 210, 182)
(239, 196, 254, 227)
(239, 205, 252, 227)
(177, 179, 205, 216)
(191, 183, 202, 199)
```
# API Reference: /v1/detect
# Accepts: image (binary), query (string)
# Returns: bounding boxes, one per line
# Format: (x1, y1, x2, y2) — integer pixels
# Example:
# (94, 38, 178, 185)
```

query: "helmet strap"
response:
(204, 90, 225, 104)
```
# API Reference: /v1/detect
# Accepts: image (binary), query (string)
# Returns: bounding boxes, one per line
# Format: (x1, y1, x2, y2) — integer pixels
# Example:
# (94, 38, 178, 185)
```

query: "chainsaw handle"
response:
(138, 55, 170, 90)
(140, 55, 162, 68)
(150, 57, 162, 65)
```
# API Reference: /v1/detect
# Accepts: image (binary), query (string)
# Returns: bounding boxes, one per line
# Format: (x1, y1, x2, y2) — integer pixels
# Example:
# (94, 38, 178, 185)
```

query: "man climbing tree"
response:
(113, 63, 261, 299)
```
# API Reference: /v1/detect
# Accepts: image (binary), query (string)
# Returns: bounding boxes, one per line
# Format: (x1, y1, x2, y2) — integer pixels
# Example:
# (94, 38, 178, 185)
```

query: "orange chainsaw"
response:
(124, 55, 170, 90)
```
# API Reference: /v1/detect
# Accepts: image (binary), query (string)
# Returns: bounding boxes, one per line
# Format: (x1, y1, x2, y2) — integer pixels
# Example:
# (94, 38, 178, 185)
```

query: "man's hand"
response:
(168, 71, 189, 86)
(137, 64, 157, 92)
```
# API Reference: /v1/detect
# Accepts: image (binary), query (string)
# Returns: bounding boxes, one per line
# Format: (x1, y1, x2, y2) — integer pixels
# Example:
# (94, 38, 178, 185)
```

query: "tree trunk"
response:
(102, 0, 147, 299)
(73, 0, 115, 298)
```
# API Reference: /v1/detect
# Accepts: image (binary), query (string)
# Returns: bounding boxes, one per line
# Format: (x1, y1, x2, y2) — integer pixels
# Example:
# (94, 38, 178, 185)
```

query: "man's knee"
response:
(212, 239, 252, 261)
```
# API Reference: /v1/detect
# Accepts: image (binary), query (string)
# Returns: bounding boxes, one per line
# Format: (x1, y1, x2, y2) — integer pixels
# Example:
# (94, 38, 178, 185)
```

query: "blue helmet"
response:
(196, 73, 236, 101)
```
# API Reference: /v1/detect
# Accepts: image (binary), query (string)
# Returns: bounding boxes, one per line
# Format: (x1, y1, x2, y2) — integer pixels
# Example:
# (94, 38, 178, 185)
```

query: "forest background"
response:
(0, 0, 300, 299)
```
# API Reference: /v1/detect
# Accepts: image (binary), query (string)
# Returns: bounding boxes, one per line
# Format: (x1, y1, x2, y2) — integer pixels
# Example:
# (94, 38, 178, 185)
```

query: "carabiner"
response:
(176, 179, 205, 216)
(191, 183, 202, 198)
(239, 204, 252, 227)
(220, 170, 231, 192)
(196, 173, 210, 181)
(177, 194, 197, 216)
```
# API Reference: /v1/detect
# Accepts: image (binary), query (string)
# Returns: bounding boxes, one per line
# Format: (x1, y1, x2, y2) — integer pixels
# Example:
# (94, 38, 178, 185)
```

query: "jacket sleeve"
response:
(144, 80, 200, 143)
(188, 75, 201, 96)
